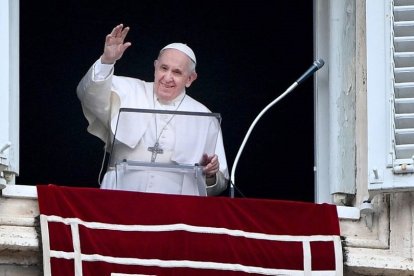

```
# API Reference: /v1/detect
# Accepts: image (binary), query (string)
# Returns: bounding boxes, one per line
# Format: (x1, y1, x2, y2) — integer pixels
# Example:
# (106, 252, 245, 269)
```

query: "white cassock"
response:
(77, 59, 229, 196)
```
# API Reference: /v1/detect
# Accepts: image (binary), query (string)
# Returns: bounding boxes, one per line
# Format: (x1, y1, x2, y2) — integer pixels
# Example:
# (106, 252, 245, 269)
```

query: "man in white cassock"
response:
(77, 24, 229, 196)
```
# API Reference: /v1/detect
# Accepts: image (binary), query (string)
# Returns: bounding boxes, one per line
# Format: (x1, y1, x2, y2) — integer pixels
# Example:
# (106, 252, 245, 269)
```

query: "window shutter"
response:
(367, 0, 414, 192)
(392, 0, 414, 173)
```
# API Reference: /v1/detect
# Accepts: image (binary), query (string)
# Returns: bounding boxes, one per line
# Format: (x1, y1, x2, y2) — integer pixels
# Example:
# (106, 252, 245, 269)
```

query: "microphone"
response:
(229, 59, 325, 198)
(295, 59, 325, 85)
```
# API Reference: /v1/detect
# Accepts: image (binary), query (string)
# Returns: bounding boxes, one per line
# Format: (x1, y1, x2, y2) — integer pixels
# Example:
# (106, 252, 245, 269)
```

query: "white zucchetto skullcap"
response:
(161, 43, 196, 64)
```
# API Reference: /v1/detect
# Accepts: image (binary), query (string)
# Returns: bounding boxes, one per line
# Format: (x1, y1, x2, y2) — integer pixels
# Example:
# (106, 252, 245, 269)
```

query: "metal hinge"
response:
(0, 142, 11, 188)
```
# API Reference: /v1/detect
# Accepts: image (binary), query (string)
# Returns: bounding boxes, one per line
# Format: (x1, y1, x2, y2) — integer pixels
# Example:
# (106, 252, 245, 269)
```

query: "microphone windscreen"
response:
(314, 59, 325, 69)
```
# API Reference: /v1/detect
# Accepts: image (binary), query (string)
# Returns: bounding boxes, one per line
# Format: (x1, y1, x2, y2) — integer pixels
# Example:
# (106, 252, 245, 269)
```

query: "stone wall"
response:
(0, 195, 41, 275)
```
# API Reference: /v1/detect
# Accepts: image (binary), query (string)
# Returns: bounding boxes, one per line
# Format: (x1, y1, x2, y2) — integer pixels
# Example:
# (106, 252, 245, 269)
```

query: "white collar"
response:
(156, 92, 186, 107)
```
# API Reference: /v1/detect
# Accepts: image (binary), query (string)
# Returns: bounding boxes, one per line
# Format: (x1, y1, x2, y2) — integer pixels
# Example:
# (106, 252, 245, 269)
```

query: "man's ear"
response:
(186, 72, 198, 88)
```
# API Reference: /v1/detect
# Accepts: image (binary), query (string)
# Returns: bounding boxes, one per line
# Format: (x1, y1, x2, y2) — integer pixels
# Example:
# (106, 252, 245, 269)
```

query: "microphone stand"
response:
(229, 59, 325, 198)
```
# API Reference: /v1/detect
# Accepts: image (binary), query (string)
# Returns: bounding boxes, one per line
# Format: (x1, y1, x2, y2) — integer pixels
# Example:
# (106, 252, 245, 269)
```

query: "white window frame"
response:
(0, 0, 19, 184)
(313, 0, 362, 220)
(314, 0, 357, 204)
(1, 0, 39, 198)
(313, 0, 331, 204)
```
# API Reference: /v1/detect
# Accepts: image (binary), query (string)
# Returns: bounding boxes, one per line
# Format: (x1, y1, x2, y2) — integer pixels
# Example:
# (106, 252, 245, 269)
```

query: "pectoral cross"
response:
(148, 142, 164, 162)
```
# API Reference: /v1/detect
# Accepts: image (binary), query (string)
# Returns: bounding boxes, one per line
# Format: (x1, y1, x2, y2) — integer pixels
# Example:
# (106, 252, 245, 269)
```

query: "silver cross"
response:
(148, 142, 163, 162)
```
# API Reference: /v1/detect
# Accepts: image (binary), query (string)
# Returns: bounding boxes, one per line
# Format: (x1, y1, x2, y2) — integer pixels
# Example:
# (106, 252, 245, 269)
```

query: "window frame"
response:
(0, 0, 19, 184)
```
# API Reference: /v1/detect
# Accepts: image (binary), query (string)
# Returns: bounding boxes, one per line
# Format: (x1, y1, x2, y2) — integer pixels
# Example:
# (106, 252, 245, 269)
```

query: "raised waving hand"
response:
(101, 24, 131, 64)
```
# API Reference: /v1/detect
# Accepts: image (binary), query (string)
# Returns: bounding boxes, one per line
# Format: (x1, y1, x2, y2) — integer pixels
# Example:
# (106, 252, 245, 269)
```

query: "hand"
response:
(101, 24, 132, 64)
(200, 154, 219, 178)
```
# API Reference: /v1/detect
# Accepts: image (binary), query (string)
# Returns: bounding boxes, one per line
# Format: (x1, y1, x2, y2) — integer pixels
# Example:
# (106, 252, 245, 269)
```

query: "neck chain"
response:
(147, 93, 186, 162)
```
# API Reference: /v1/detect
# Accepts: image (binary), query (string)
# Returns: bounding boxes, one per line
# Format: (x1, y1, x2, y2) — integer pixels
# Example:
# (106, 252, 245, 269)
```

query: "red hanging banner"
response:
(37, 184, 342, 275)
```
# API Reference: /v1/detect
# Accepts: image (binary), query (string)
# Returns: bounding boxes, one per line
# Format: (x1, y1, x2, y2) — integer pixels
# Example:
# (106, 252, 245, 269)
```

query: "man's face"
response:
(153, 49, 197, 102)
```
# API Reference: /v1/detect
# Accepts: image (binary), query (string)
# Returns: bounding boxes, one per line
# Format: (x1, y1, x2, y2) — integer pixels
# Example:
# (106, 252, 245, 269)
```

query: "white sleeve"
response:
(93, 59, 115, 81)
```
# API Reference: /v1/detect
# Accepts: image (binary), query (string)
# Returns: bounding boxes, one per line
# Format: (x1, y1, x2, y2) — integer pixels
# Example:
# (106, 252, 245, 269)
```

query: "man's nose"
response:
(164, 70, 173, 80)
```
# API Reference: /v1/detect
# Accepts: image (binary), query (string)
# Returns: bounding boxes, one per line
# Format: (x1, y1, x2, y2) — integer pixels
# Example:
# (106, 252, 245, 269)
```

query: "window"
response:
(367, 0, 414, 192)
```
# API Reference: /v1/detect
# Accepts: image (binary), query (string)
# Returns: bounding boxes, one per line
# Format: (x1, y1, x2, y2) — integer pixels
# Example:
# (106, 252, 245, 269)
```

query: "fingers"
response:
(120, 25, 130, 40)
(110, 25, 120, 37)
(110, 24, 129, 38)
(209, 155, 218, 166)
(121, 42, 132, 51)
(105, 34, 113, 44)
(199, 153, 208, 166)
(203, 154, 220, 177)
(106, 24, 130, 44)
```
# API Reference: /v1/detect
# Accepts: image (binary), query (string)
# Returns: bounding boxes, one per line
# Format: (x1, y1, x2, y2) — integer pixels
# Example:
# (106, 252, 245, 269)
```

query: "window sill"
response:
(337, 205, 360, 220)
(2, 184, 37, 199)
(3, 184, 362, 221)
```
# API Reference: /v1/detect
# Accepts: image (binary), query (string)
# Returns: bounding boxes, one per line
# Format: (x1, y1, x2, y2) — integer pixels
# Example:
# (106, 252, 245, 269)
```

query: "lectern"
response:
(108, 108, 222, 196)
